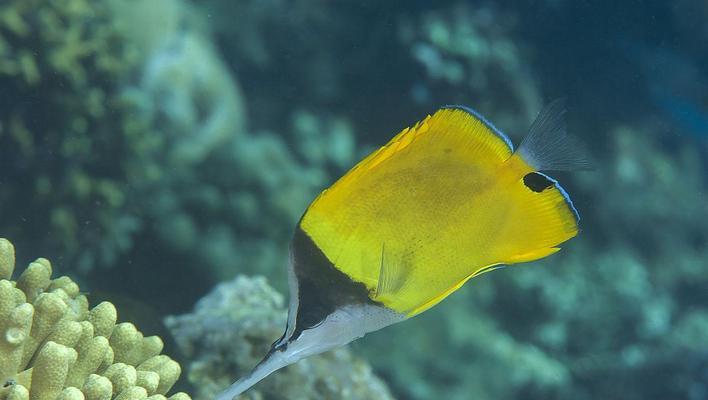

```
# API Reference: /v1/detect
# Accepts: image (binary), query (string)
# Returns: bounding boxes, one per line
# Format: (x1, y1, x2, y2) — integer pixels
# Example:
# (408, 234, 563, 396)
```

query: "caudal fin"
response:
(517, 98, 592, 171)
(489, 168, 580, 266)
(491, 99, 585, 265)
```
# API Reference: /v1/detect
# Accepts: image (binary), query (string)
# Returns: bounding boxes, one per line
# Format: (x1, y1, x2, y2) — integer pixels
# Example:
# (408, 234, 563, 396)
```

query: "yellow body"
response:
(300, 108, 578, 316)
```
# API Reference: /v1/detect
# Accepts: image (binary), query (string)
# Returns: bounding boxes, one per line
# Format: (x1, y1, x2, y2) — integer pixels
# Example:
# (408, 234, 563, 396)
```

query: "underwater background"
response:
(1, 1, 707, 399)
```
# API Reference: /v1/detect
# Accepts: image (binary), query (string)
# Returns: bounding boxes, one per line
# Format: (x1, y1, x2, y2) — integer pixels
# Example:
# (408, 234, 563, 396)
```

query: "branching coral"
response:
(0, 0, 248, 281)
(0, 0, 154, 272)
(0, 238, 191, 400)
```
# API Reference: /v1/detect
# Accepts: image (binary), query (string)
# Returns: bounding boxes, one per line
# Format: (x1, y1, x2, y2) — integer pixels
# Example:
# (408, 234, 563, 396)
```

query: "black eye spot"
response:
(523, 172, 554, 192)
(444, 148, 452, 154)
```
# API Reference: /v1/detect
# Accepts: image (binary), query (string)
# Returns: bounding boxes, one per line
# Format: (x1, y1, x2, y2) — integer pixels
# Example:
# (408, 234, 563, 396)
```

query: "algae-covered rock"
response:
(0, 238, 191, 400)
(165, 276, 394, 400)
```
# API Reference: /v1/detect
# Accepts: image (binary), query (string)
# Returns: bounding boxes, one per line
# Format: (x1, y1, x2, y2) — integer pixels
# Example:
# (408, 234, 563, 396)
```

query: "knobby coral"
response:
(0, 238, 191, 400)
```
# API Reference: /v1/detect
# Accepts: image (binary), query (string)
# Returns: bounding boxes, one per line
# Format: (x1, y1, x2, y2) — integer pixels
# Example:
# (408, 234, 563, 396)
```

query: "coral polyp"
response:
(0, 238, 191, 400)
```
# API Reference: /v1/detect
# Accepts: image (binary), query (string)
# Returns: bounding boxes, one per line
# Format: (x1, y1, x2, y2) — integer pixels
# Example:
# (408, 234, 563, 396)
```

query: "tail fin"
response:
(492, 99, 585, 265)
(517, 98, 592, 171)
(493, 169, 580, 265)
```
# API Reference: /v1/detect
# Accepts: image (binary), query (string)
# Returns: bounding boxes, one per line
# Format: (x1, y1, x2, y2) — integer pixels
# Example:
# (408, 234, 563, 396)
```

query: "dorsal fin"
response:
(517, 99, 592, 171)
(442, 105, 514, 152)
(312, 106, 516, 212)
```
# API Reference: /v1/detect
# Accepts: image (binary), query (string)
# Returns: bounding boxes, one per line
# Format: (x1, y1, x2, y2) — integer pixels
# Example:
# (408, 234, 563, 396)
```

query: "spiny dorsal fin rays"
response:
(302, 117, 432, 214)
(517, 98, 592, 171)
(319, 106, 515, 199)
(302, 107, 518, 276)
(352, 116, 433, 176)
(441, 105, 514, 152)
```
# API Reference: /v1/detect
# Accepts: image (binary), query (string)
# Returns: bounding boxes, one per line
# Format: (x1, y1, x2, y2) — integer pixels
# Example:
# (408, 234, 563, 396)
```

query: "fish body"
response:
(216, 100, 586, 400)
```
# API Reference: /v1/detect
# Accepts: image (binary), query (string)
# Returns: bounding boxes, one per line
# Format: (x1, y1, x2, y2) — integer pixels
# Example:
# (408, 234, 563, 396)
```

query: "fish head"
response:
(271, 300, 402, 365)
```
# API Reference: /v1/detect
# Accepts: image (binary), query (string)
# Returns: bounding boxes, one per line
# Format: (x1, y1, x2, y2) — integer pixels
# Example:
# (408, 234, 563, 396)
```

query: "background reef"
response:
(1, 1, 706, 399)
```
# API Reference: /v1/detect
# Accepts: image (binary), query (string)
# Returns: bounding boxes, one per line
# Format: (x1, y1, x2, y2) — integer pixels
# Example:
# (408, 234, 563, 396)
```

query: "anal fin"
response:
(505, 247, 560, 264)
(406, 263, 503, 317)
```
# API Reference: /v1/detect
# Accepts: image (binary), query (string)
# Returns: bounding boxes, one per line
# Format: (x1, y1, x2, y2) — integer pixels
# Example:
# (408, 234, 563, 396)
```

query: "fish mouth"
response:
(271, 332, 288, 351)
(270, 320, 301, 353)
(267, 339, 289, 358)
(214, 346, 290, 400)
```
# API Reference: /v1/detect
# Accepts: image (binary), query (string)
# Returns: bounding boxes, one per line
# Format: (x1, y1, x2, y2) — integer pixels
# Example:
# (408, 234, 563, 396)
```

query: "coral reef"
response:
(0, 0, 355, 293)
(108, 0, 247, 166)
(0, 0, 155, 272)
(203, 1, 542, 141)
(2, 1, 706, 399)
(0, 0, 248, 277)
(165, 275, 394, 400)
(0, 238, 191, 400)
(138, 109, 357, 286)
(397, 2, 542, 133)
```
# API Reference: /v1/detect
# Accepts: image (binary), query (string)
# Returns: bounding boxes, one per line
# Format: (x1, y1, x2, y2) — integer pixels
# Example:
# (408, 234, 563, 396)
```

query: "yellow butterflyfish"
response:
(216, 100, 588, 399)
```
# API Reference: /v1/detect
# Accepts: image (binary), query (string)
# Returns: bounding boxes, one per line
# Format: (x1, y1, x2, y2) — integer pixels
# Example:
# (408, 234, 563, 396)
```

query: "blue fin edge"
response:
(535, 171, 580, 223)
(442, 105, 514, 152)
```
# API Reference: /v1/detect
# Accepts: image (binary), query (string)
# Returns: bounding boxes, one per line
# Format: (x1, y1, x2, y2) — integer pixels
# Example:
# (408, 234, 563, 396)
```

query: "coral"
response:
(3, 1, 705, 398)
(138, 109, 357, 286)
(200, 0, 354, 116)
(577, 123, 707, 253)
(108, 0, 247, 166)
(0, 0, 248, 276)
(0, 238, 191, 400)
(164, 275, 394, 400)
(0, 0, 356, 317)
(397, 2, 542, 133)
(0, 0, 154, 272)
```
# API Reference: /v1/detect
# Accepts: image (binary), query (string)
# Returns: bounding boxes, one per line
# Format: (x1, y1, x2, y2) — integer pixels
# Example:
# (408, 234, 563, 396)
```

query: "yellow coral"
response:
(0, 238, 191, 400)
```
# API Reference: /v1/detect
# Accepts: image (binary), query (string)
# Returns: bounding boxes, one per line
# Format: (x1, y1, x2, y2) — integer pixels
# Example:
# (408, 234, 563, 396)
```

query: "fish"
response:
(216, 99, 589, 400)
